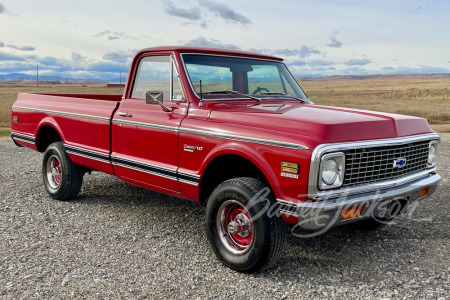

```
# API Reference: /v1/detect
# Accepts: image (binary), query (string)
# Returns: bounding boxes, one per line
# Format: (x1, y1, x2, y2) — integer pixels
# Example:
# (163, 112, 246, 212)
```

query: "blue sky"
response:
(0, 0, 449, 80)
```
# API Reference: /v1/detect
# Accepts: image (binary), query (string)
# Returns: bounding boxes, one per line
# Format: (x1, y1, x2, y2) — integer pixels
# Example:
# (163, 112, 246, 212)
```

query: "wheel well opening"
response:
(199, 154, 271, 203)
(36, 125, 62, 152)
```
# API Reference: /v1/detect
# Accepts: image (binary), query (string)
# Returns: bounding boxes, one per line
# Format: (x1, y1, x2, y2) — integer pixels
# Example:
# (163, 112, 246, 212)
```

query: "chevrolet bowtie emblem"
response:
(393, 158, 407, 168)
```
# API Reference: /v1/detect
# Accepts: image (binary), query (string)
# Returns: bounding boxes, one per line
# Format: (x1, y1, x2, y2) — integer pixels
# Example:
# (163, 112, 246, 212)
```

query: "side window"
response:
(131, 56, 184, 101)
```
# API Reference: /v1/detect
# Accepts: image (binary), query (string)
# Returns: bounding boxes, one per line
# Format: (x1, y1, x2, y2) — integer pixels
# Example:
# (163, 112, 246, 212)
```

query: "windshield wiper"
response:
(261, 92, 308, 103)
(202, 90, 261, 103)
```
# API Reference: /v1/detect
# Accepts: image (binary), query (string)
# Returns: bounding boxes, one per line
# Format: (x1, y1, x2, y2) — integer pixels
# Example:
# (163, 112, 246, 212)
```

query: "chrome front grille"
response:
(343, 141, 430, 187)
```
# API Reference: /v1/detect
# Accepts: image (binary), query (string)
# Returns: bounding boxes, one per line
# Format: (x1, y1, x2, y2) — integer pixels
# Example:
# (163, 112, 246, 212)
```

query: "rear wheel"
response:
(42, 142, 83, 200)
(206, 177, 286, 273)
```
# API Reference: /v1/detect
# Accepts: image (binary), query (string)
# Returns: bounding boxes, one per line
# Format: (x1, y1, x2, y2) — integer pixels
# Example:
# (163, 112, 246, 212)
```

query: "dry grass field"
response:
(1, 79, 449, 132)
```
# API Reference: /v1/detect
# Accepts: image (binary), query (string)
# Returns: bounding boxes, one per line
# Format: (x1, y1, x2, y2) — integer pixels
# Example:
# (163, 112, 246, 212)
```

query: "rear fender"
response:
(36, 117, 66, 142)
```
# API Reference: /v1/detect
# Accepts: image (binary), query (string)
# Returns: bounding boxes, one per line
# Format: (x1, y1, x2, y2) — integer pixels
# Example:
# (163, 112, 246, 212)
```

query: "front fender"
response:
(199, 141, 296, 200)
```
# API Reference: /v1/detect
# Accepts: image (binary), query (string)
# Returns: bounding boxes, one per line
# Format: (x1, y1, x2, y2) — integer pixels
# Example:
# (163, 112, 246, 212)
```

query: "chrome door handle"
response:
(118, 112, 132, 117)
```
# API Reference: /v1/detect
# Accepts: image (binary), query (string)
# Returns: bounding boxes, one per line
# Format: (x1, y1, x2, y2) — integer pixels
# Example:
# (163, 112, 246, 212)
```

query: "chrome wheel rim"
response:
(216, 200, 254, 255)
(46, 155, 62, 189)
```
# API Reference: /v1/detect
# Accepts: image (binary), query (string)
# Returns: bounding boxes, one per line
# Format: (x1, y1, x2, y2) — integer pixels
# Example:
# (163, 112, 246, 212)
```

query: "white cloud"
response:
(0, 0, 448, 79)
(163, 1, 201, 21)
(92, 31, 147, 41)
(5, 44, 35, 51)
(182, 37, 240, 50)
(199, 0, 250, 26)
(345, 57, 372, 66)
(327, 31, 342, 48)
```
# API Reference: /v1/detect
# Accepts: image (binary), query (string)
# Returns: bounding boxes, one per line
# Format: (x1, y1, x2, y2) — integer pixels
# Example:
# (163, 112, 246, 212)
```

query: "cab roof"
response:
(136, 46, 283, 61)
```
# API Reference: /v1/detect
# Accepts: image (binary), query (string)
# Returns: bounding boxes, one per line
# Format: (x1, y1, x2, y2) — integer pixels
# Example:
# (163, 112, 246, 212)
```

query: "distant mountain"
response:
(298, 73, 450, 82)
(0, 73, 37, 81)
(0, 73, 126, 82)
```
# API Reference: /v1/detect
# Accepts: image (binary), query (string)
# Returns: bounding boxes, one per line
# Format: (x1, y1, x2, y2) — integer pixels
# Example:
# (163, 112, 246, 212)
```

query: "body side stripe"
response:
(112, 119, 178, 132)
(11, 131, 36, 144)
(13, 106, 308, 150)
(13, 106, 110, 122)
(179, 127, 309, 150)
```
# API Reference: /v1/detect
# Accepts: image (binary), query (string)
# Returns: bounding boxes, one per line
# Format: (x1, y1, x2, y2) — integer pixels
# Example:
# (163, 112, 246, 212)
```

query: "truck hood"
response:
(208, 102, 433, 143)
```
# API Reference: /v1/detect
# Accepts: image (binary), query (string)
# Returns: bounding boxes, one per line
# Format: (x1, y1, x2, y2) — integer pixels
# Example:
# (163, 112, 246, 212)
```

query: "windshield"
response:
(182, 54, 308, 100)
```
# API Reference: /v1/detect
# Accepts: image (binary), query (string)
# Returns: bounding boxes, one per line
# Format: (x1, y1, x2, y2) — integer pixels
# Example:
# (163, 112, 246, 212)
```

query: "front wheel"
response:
(205, 177, 286, 273)
(42, 142, 83, 200)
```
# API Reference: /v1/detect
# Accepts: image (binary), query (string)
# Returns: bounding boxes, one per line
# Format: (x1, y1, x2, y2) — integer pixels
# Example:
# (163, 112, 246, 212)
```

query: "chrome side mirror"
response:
(145, 91, 173, 112)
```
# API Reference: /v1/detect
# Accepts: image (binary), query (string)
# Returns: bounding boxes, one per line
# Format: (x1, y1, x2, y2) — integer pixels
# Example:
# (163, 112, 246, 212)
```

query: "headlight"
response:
(322, 159, 338, 185)
(319, 152, 345, 190)
(427, 141, 438, 167)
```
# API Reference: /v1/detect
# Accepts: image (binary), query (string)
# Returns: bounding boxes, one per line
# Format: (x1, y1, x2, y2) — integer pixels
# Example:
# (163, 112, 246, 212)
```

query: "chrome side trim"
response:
(179, 127, 309, 150)
(178, 179, 199, 186)
(11, 131, 36, 144)
(177, 170, 200, 186)
(276, 198, 299, 217)
(178, 171, 201, 179)
(111, 155, 200, 185)
(112, 119, 308, 150)
(64, 144, 110, 163)
(66, 151, 110, 164)
(113, 155, 177, 173)
(12, 106, 309, 151)
(112, 119, 178, 132)
(62, 144, 201, 185)
(113, 161, 178, 181)
(308, 133, 441, 200)
(12, 106, 110, 122)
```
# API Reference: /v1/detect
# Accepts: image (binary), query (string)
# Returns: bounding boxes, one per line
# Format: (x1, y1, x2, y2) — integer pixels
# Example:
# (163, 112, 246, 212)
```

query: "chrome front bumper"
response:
(281, 172, 441, 230)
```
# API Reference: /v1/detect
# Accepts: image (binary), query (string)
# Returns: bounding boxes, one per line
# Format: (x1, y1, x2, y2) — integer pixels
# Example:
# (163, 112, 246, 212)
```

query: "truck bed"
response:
(11, 93, 121, 175)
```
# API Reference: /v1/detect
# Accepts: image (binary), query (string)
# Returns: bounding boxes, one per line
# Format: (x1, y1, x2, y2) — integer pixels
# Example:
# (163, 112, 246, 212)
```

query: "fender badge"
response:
(184, 144, 203, 152)
(280, 161, 299, 179)
(281, 172, 299, 179)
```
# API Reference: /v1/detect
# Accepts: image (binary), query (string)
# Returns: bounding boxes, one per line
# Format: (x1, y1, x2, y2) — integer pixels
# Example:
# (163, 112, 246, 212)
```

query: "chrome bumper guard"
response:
(280, 173, 441, 230)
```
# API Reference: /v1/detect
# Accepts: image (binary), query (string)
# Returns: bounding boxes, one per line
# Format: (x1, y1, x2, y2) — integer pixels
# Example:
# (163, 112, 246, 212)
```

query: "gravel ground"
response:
(1, 135, 449, 299)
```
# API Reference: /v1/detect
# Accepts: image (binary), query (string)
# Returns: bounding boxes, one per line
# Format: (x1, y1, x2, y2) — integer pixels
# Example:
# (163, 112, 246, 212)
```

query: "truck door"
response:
(111, 53, 187, 195)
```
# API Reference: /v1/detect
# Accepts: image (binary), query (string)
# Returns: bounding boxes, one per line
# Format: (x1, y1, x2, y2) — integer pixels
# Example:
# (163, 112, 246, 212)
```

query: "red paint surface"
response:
(11, 47, 435, 225)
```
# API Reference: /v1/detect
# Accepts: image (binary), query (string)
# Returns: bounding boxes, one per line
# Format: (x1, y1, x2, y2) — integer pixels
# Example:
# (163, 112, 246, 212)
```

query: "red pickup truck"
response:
(11, 46, 441, 273)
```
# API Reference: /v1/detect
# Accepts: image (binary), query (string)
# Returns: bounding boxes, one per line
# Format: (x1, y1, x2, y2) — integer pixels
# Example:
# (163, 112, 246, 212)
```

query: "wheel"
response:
(252, 87, 270, 95)
(42, 142, 83, 200)
(205, 177, 286, 273)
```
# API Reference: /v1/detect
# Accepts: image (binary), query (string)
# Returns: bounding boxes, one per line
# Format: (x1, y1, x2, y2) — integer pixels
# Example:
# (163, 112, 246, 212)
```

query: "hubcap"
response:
(217, 200, 254, 255)
(46, 155, 62, 189)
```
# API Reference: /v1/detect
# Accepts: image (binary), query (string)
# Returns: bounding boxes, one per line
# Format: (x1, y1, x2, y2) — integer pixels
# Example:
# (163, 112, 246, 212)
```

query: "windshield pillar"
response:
(232, 71, 248, 94)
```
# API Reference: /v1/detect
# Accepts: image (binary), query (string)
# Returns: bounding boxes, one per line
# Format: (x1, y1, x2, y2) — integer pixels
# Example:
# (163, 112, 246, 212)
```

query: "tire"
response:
(42, 142, 83, 200)
(205, 177, 286, 273)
